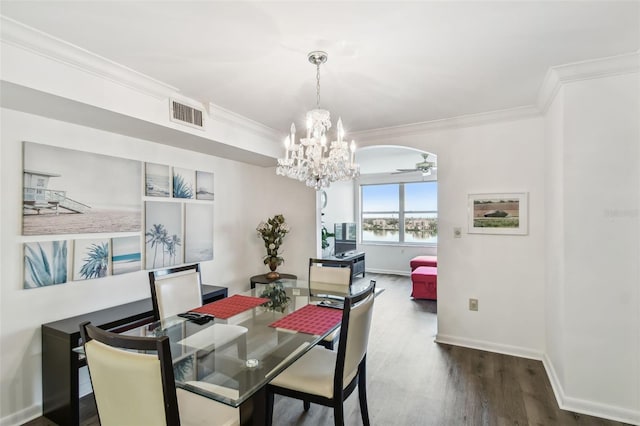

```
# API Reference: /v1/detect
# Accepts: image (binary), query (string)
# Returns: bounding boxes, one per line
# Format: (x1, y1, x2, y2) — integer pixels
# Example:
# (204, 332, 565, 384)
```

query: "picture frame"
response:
(468, 192, 528, 235)
(23, 142, 142, 236)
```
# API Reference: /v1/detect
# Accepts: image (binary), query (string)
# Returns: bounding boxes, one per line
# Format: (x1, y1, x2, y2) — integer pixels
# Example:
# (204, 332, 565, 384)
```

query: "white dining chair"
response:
(149, 264, 248, 357)
(309, 258, 353, 350)
(266, 281, 376, 426)
(79, 321, 239, 426)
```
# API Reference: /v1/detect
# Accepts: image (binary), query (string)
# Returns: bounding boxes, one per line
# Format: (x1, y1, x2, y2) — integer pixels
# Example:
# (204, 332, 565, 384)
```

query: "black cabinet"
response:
(41, 285, 227, 426)
(323, 252, 365, 279)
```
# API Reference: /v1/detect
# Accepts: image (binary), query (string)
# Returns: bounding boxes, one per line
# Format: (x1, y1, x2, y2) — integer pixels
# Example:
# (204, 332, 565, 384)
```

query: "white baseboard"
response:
(542, 354, 640, 426)
(434, 334, 639, 425)
(435, 333, 543, 360)
(0, 404, 41, 426)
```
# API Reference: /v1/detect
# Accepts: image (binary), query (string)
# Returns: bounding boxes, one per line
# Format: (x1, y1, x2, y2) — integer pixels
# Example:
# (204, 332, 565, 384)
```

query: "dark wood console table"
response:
(42, 284, 227, 426)
(249, 273, 297, 289)
(323, 251, 366, 279)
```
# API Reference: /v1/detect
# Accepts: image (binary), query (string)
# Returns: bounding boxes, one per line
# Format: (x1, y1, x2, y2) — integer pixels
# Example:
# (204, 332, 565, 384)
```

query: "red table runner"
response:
(191, 295, 269, 319)
(269, 304, 343, 336)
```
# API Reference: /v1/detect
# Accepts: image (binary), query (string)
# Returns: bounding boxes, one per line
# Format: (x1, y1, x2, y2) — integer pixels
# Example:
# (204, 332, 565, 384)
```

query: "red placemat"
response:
(269, 304, 343, 336)
(191, 295, 269, 319)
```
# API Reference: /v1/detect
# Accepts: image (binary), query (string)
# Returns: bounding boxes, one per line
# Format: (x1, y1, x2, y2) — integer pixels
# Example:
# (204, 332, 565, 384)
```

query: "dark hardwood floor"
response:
(25, 274, 629, 426)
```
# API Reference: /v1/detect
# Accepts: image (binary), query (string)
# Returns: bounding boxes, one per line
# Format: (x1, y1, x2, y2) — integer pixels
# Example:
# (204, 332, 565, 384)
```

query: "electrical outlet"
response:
(469, 298, 478, 311)
(454, 227, 462, 238)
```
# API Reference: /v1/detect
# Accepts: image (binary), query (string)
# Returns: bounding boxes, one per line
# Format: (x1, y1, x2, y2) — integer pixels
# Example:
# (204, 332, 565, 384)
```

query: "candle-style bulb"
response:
(337, 118, 344, 142)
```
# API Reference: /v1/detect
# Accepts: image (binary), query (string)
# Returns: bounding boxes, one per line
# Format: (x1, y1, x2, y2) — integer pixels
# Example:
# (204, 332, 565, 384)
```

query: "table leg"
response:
(239, 386, 267, 426)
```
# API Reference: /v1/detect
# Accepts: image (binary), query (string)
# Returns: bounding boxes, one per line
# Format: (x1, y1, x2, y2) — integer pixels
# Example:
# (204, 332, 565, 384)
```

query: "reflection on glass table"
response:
(120, 285, 339, 407)
(111, 280, 381, 425)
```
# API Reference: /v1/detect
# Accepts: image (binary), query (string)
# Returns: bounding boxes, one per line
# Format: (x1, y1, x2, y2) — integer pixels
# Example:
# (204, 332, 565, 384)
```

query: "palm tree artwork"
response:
(167, 234, 182, 265)
(79, 242, 109, 279)
(146, 223, 168, 267)
(146, 224, 183, 268)
(73, 239, 110, 281)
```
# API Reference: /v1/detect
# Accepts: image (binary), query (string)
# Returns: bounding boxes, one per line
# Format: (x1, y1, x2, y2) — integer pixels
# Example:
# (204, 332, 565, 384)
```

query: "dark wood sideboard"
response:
(322, 251, 366, 279)
(41, 285, 227, 426)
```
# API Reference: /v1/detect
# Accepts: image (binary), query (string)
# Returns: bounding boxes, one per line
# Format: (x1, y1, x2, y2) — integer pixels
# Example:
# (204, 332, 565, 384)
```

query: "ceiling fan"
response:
(393, 153, 436, 175)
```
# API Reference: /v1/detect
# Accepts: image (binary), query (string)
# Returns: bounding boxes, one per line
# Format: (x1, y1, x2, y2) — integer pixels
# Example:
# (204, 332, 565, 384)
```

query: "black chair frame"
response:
(149, 263, 202, 321)
(266, 282, 375, 426)
(79, 321, 181, 426)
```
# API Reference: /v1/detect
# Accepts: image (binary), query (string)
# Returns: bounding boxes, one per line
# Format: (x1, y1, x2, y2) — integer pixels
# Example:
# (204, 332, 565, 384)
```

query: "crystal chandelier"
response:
(276, 51, 360, 190)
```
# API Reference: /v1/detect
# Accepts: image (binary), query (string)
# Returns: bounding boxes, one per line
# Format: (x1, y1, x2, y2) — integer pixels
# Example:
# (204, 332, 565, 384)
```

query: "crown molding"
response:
(0, 15, 178, 99)
(1, 15, 281, 149)
(351, 105, 540, 142)
(208, 102, 281, 141)
(537, 51, 640, 113)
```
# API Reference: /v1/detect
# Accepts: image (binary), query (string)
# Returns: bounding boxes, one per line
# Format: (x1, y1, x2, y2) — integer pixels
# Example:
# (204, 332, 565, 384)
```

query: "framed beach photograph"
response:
(468, 192, 528, 235)
(112, 236, 141, 275)
(145, 163, 171, 197)
(185, 203, 213, 263)
(195, 170, 214, 200)
(73, 238, 110, 281)
(145, 201, 183, 269)
(173, 167, 195, 199)
(23, 142, 141, 236)
(24, 240, 69, 289)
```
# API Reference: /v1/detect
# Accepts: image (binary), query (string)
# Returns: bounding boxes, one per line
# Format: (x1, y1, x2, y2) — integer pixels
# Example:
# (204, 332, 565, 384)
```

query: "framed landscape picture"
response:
(195, 170, 214, 200)
(185, 203, 213, 263)
(23, 142, 141, 236)
(145, 163, 171, 197)
(468, 192, 528, 235)
(112, 236, 141, 275)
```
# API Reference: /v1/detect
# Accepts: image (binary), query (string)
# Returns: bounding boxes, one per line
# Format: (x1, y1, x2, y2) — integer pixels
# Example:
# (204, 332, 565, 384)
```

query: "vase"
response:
(266, 260, 280, 280)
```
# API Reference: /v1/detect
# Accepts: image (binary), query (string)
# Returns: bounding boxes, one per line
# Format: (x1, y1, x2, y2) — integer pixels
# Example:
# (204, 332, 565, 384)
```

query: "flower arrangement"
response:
(260, 282, 291, 313)
(256, 214, 290, 278)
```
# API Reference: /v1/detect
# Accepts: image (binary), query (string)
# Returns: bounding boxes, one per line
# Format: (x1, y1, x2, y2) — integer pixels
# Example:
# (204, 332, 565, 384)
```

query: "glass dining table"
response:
(122, 278, 374, 425)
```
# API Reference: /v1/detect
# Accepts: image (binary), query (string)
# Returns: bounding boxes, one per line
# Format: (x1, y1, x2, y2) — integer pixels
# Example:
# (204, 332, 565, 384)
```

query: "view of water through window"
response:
(361, 182, 437, 244)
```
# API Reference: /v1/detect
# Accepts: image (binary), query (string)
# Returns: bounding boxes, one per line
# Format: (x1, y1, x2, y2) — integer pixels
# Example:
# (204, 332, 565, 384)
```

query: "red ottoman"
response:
(411, 266, 437, 300)
(410, 255, 438, 271)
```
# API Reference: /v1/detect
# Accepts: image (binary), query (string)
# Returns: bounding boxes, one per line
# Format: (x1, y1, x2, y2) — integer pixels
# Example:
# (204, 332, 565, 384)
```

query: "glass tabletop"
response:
(122, 281, 338, 408)
(119, 278, 379, 408)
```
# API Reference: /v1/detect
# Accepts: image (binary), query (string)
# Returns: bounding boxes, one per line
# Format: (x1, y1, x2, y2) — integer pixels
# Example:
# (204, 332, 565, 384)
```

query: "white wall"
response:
(356, 116, 547, 358)
(321, 180, 355, 257)
(545, 72, 640, 423)
(544, 85, 566, 397)
(0, 109, 315, 424)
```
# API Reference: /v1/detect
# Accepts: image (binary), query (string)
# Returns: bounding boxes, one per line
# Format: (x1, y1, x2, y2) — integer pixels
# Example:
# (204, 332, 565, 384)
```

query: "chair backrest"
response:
(149, 264, 203, 320)
(308, 258, 353, 298)
(79, 321, 180, 426)
(334, 280, 376, 391)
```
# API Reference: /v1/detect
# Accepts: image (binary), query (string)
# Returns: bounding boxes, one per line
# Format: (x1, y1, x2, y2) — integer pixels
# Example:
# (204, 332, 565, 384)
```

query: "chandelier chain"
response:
(316, 62, 321, 108)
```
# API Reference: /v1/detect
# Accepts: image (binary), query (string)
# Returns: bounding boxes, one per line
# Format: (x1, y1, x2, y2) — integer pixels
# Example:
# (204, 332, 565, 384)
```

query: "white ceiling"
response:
(1, 1, 638, 135)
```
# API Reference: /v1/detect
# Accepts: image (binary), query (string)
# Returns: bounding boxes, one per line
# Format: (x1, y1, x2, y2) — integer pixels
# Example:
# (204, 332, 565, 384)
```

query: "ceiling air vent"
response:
(170, 100, 204, 129)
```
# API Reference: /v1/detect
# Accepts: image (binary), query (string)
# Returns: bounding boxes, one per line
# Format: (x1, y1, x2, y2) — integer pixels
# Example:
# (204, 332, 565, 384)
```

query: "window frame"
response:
(358, 176, 438, 246)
